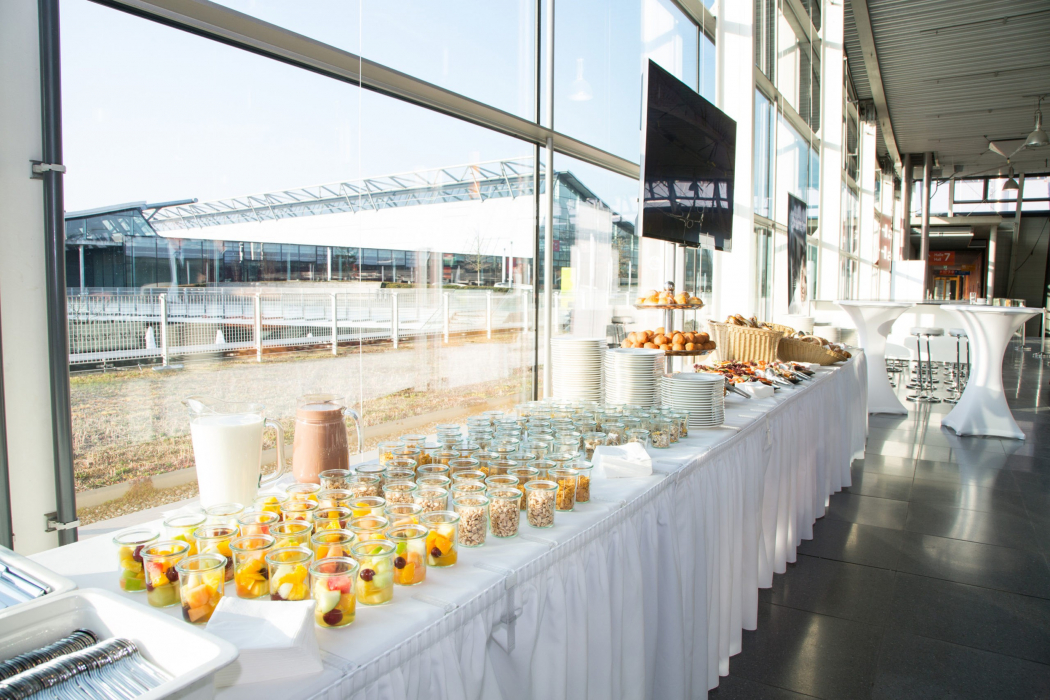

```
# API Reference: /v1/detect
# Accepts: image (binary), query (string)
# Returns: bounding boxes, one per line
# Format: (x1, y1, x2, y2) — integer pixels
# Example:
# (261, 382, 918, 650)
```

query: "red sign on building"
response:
(929, 251, 956, 264)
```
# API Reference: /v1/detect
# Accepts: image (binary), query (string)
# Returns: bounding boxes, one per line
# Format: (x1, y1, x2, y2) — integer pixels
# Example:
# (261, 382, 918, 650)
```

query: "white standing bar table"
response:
(940, 304, 1041, 440)
(837, 300, 914, 414)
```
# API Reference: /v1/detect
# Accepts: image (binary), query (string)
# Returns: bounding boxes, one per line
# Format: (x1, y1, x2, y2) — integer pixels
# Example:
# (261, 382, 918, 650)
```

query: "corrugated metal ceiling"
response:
(844, 0, 1050, 177)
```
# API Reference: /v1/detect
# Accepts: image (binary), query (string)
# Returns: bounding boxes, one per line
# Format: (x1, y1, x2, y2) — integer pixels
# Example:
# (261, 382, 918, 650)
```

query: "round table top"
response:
(836, 300, 915, 308)
(939, 304, 1042, 315)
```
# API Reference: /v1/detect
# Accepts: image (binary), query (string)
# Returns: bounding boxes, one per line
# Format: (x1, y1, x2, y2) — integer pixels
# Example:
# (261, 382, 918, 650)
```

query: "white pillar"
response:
(819, 0, 845, 301)
(858, 120, 878, 299)
(714, 0, 755, 321)
(254, 293, 262, 362)
(0, 0, 59, 553)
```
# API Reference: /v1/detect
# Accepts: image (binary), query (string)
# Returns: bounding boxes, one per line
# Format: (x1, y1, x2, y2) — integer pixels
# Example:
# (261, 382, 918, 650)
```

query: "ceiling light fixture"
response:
(1025, 95, 1049, 148)
(1002, 166, 1020, 191)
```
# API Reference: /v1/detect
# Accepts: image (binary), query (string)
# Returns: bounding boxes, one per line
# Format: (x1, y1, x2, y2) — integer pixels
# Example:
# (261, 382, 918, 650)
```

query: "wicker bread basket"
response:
(777, 336, 846, 366)
(707, 321, 784, 363)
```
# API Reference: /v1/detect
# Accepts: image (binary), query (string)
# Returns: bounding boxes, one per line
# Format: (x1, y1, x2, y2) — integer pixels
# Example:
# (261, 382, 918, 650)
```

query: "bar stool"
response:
(906, 327, 943, 403)
(944, 328, 969, 404)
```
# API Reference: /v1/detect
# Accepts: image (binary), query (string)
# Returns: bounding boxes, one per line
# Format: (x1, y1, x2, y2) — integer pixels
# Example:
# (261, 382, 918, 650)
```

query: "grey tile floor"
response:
(710, 341, 1050, 699)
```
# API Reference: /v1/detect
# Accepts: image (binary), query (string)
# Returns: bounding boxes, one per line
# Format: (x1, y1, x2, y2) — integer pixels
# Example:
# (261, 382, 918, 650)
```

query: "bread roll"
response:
(672, 342, 685, 351)
(626, 332, 637, 344)
(659, 343, 671, 351)
(620, 339, 632, 348)
(655, 327, 665, 335)
(644, 342, 658, 349)
(696, 332, 709, 344)
(653, 334, 668, 345)
(671, 332, 685, 345)
(704, 341, 716, 350)
(685, 342, 696, 352)
(675, 292, 689, 304)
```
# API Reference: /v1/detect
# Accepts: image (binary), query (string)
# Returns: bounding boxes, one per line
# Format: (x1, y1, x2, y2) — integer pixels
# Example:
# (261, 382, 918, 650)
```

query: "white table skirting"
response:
(33, 354, 867, 700)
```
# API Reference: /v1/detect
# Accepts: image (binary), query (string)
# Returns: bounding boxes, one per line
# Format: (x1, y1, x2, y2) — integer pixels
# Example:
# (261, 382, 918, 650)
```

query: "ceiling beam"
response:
(849, 0, 901, 171)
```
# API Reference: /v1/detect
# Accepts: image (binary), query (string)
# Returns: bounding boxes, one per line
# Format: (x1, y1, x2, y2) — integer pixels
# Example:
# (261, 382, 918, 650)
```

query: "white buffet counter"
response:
(32, 354, 868, 700)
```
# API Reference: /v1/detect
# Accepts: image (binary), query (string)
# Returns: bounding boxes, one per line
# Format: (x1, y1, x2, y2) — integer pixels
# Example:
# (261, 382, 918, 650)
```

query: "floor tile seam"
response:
(892, 565, 1050, 601)
(766, 600, 886, 635)
(786, 551, 904, 575)
(900, 522, 1041, 553)
(715, 674, 825, 700)
(875, 624, 1050, 670)
(903, 498, 1038, 523)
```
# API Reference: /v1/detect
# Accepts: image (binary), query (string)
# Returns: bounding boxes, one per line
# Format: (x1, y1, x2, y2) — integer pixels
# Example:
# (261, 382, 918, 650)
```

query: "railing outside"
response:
(66, 287, 529, 365)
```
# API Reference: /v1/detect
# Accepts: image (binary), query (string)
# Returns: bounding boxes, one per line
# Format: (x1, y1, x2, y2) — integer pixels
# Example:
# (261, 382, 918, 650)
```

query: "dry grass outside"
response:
(71, 333, 531, 492)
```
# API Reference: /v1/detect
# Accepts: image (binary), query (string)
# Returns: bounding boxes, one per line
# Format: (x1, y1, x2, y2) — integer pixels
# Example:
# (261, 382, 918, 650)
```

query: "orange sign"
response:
(929, 251, 955, 264)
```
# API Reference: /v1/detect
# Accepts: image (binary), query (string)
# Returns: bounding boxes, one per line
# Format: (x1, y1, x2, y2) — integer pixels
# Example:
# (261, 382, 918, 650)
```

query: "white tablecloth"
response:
(33, 354, 867, 700)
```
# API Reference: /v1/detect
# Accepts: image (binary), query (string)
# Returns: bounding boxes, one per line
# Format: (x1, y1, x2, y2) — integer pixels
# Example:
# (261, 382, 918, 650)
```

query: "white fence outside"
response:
(67, 288, 530, 365)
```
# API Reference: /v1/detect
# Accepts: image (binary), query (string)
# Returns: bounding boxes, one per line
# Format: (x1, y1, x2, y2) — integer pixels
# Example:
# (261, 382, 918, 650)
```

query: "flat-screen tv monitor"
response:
(640, 60, 736, 251)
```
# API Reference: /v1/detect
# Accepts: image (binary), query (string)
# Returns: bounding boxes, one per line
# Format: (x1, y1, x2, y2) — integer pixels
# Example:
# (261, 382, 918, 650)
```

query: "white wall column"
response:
(714, 0, 755, 320)
(818, 0, 844, 300)
(0, 1, 61, 554)
(858, 119, 878, 299)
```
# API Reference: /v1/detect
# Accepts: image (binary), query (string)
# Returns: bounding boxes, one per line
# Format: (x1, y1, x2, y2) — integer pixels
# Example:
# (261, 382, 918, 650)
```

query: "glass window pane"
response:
(555, 0, 700, 160)
(1022, 176, 1050, 200)
(953, 179, 985, 202)
(212, 0, 537, 120)
(988, 178, 1021, 201)
(753, 90, 775, 219)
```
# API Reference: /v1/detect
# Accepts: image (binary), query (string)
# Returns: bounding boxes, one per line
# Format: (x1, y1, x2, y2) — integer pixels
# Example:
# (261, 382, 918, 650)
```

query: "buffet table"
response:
(940, 305, 1041, 440)
(32, 354, 867, 700)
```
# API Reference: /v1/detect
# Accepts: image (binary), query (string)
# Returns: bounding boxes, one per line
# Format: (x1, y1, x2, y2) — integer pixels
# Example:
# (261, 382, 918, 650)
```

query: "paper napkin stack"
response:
(206, 597, 322, 687)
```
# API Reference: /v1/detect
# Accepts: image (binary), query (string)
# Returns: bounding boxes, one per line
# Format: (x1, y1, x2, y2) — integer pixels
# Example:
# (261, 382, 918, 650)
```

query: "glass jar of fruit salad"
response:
(572, 461, 594, 503)
(487, 489, 522, 538)
(453, 494, 489, 548)
(421, 511, 459, 567)
(524, 481, 557, 528)
(193, 525, 237, 582)
(319, 469, 352, 491)
(549, 468, 578, 512)
(270, 521, 313, 549)
(625, 429, 651, 448)
(204, 502, 244, 528)
(162, 514, 205, 555)
(281, 500, 319, 523)
(313, 506, 352, 532)
(383, 480, 418, 506)
(377, 440, 406, 465)
(318, 489, 353, 509)
(230, 534, 275, 599)
(236, 511, 280, 537)
(266, 546, 313, 602)
(348, 515, 390, 542)
(285, 482, 322, 503)
(310, 529, 356, 560)
(141, 540, 190, 608)
(348, 495, 386, 518)
(253, 492, 287, 516)
(387, 524, 428, 586)
(113, 529, 158, 593)
(352, 539, 395, 606)
(176, 553, 226, 624)
(310, 557, 359, 629)
(384, 503, 423, 529)
(414, 487, 449, 513)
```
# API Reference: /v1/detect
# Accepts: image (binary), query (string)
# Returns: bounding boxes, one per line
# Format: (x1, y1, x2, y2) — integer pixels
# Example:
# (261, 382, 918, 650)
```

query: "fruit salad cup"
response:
(572, 461, 594, 503)
(141, 540, 190, 608)
(524, 480, 557, 528)
(285, 483, 322, 504)
(280, 500, 319, 524)
(377, 440, 406, 465)
(310, 558, 359, 629)
(319, 469, 352, 491)
(487, 489, 522, 538)
(313, 506, 352, 532)
(349, 496, 386, 518)
(384, 503, 423, 529)
(113, 529, 158, 593)
(349, 515, 390, 542)
(382, 480, 418, 506)
(236, 511, 280, 537)
(266, 546, 313, 601)
(416, 464, 450, 480)
(421, 511, 459, 567)
(414, 487, 448, 514)
(162, 513, 205, 555)
(318, 489, 353, 509)
(507, 467, 539, 509)
(230, 534, 275, 599)
(387, 525, 428, 586)
(453, 494, 489, 548)
(311, 529, 356, 560)
(351, 539, 395, 606)
(271, 521, 313, 549)
(205, 502, 244, 529)
(193, 525, 237, 582)
(176, 553, 226, 624)
(253, 493, 288, 517)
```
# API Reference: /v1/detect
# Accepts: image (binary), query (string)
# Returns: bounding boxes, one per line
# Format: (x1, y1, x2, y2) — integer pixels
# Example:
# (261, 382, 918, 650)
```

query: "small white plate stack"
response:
(551, 336, 605, 403)
(659, 372, 725, 427)
(603, 348, 665, 407)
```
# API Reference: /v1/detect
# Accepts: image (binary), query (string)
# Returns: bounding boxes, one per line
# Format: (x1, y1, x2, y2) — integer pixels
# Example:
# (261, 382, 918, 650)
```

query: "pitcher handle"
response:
(342, 407, 364, 456)
(259, 418, 288, 490)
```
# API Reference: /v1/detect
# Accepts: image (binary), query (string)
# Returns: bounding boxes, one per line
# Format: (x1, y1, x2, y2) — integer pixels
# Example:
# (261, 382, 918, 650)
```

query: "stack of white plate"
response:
(603, 348, 665, 407)
(551, 336, 605, 403)
(659, 372, 725, 427)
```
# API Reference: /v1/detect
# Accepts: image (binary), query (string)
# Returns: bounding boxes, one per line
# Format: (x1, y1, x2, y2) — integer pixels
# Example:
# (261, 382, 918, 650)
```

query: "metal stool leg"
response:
(944, 336, 961, 404)
(923, 335, 942, 403)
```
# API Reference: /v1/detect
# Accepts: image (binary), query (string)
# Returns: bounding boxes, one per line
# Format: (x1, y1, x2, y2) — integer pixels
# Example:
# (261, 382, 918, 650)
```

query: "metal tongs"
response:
(724, 379, 752, 399)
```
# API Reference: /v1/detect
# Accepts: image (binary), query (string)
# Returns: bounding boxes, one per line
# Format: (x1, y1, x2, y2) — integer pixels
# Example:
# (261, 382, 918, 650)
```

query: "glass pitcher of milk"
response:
(185, 397, 288, 508)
